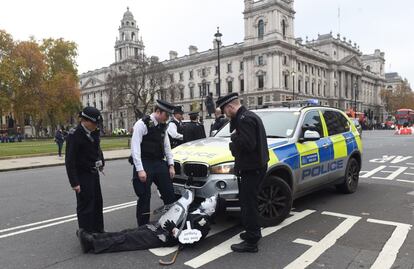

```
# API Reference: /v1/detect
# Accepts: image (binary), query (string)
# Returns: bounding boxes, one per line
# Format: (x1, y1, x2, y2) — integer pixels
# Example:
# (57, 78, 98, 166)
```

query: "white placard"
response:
(178, 221, 202, 244)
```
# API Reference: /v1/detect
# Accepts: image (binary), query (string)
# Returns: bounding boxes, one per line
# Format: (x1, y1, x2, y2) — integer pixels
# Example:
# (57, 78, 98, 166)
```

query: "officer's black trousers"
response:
(76, 171, 104, 233)
(239, 166, 266, 244)
(132, 159, 176, 226)
(91, 226, 172, 253)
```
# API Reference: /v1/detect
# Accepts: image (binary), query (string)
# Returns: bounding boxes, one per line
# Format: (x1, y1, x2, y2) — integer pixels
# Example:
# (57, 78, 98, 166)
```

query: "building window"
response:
(258, 96, 263, 106)
(317, 68, 320, 77)
(93, 101, 96, 108)
(189, 70, 193, 80)
(228, 81, 233, 93)
(240, 61, 244, 71)
(190, 86, 194, 99)
(258, 56, 264, 66)
(180, 88, 184, 100)
(227, 63, 232, 73)
(323, 84, 327, 96)
(240, 79, 244, 93)
(119, 48, 122, 60)
(318, 83, 321, 96)
(100, 100, 103, 110)
(311, 83, 314, 95)
(334, 71, 337, 79)
(305, 65, 308, 73)
(284, 74, 288, 88)
(297, 62, 301, 71)
(216, 83, 220, 96)
(170, 74, 174, 83)
(258, 75, 264, 89)
(202, 68, 206, 77)
(283, 55, 287, 65)
(258, 20, 264, 39)
(311, 66, 314, 75)
(131, 32, 135, 41)
(179, 72, 184, 81)
(298, 80, 302, 92)
(134, 48, 138, 58)
(282, 19, 287, 38)
(305, 81, 308, 93)
(323, 70, 326, 78)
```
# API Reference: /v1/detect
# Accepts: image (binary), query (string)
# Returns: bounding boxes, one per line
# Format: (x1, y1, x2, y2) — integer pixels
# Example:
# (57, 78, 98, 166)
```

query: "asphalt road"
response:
(0, 130, 413, 269)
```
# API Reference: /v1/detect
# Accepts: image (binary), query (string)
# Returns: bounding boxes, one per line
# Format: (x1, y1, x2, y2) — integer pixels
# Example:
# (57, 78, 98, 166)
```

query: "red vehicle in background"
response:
(395, 109, 414, 128)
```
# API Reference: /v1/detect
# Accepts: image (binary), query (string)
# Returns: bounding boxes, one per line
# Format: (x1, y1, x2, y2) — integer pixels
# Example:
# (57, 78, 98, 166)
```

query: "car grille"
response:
(174, 162, 181, 175)
(183, 163, 208, 178)
(173, 178, 206, 187)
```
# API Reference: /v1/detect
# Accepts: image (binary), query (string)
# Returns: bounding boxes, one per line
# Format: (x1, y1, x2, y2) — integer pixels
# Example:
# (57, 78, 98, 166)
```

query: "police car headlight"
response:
(210, 162, 235, 174)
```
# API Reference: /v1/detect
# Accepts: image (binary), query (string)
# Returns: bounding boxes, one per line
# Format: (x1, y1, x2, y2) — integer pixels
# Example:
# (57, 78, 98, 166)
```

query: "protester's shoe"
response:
(78, 229, 94, 253)
(239, 232, 248, 241)
(231, 241, 258, 253)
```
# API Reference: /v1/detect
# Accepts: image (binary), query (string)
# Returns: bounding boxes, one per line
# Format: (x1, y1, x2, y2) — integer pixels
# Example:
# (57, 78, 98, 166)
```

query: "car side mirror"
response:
(302, 130, 320, 142)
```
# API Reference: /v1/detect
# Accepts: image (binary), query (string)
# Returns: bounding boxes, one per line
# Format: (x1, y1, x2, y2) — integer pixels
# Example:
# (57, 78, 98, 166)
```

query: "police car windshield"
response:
(215, 111, 300, 138)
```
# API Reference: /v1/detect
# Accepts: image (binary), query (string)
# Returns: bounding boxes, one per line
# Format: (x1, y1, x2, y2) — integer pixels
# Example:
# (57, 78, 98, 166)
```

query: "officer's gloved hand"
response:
(230, 132, 238, 141)
(163, 220, 177, 234)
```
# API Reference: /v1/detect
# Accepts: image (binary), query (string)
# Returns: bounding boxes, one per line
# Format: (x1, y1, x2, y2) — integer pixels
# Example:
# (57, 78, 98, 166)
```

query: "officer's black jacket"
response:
(183, 122, 206, 143)
(229, 106, 269, 172)
(210, 116, 228, 134)
(65, 124, 104, 187)
(168, 119, 184, 148)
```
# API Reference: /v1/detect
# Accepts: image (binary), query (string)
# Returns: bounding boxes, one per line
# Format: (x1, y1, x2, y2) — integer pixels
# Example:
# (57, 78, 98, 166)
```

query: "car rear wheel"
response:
(257, 176, 292, 227)
(336, 158, 360, 194)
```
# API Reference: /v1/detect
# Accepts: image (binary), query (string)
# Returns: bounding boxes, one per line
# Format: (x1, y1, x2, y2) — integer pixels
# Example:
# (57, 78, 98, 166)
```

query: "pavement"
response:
(0, 149, 131, 172)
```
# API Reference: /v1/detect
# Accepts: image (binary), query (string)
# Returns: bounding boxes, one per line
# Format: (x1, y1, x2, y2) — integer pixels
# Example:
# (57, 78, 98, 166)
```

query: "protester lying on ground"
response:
(77, 190, 218, 254)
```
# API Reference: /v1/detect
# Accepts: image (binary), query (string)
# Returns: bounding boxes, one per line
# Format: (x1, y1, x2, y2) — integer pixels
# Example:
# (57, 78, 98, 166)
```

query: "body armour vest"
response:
(141, 115, 167, 160)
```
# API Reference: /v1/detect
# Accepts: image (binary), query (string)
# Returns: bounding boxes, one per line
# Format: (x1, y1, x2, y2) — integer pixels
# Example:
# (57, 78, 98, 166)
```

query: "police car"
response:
(172, 100, 362, 226)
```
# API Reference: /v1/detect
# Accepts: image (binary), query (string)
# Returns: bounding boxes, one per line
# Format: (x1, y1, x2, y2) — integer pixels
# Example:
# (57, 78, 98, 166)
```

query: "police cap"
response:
(215, 93, 239, 110)
(156, 100, 174, 114)
(173, 105, 184, 114)
(79, 107, 102, 123)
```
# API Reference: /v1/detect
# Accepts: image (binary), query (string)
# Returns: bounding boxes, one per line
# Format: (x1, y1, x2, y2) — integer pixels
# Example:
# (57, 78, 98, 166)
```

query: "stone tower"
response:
(114, 7, 145, 63)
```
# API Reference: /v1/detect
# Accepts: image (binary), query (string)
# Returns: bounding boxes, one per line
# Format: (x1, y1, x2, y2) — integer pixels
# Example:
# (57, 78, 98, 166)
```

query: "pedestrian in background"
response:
(65, 107, 105, 234)
(130, 100, 177, 226)
(210, 108, 228, 136)
(55, 128, 65, 157)
(216, 93, 269, 253)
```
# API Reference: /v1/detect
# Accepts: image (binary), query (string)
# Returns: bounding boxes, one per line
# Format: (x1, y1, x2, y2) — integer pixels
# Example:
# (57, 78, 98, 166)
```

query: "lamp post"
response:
(354, 81, 358, 112)
(291, 71, 296, 100)
(214, 27, 222, 97)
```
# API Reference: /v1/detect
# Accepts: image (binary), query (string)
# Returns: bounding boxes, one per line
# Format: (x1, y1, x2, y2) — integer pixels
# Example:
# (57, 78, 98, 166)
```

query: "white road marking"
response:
(403, 172, 414, 176)
(360, 166, 387, 178)
(390, 156, 412, 164)
(0, 201, 136, 234)
(0, 202, 136, 239)
(293, 238, 317, 247)
(371, 166, 408, 181)
(396, 179, 414, 184)
(284, 211, 361, 269)
(370, 156, 396, 163)
(368, 219, 412, 269)
(184, 210, 315, 269)
(149, 220, 236, 256)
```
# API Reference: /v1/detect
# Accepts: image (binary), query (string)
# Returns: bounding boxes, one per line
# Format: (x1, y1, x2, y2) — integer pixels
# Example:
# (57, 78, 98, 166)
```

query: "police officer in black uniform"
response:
(216, 93, 269, 253)
(210, 108, 228, 136)
(167, 105, 184, 148)
(130, 100, 177, 226)
(65, 107, 105, 234)
(183, 111, 206, 143)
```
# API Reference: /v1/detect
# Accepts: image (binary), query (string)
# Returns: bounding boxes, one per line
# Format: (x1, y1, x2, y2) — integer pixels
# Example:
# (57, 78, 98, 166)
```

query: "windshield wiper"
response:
(267, 135, 287, 138)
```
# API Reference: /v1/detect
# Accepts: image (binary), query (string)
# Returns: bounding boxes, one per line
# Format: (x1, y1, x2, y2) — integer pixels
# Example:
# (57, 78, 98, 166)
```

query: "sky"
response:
(1, 0, 412, 83)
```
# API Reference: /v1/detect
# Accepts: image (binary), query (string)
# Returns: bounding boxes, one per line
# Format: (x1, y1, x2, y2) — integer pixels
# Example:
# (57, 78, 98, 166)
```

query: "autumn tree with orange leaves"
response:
(0, 30, 81, 136)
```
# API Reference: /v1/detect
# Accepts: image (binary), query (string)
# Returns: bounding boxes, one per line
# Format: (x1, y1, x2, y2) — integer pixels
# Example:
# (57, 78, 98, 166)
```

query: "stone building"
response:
(79, 1, 389, 132)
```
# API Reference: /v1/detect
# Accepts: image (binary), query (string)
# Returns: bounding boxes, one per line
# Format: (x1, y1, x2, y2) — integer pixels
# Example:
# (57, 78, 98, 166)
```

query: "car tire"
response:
(257, 176, 293, 227)
(336, 158, 360, 194)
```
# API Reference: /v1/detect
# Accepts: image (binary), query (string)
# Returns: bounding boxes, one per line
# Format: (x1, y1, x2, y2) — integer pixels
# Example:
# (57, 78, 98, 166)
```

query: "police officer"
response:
(131, 100, 177, 226)
(210, 108, 228, 136)
(216, 93, 269, 253)
(65, 107, 105, 234)
(167, 105, 184, 148)
(183, 111, 206, 143)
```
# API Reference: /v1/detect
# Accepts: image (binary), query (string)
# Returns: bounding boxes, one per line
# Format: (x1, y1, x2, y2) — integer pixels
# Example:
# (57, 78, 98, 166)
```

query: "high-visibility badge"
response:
(179, 221, 202, 244)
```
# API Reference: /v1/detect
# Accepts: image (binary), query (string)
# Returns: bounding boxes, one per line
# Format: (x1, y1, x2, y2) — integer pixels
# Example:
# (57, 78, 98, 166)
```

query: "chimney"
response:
(189, 45, 198, 55)
(169, 50, 178, 60)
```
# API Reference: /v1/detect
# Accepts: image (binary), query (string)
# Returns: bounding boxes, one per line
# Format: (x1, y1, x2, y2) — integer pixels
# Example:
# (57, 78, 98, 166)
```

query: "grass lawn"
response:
(0, 137, 130, 158)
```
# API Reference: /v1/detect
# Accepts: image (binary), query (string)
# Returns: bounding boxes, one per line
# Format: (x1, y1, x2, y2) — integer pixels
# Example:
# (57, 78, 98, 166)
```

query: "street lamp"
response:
(354, 81, 358, 112)
(214, 27, 222, 97)
(291, 71, 296, 100)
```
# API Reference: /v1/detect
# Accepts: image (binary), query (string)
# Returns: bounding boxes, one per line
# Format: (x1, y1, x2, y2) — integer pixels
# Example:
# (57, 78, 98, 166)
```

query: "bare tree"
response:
(106, 56, 170, 121)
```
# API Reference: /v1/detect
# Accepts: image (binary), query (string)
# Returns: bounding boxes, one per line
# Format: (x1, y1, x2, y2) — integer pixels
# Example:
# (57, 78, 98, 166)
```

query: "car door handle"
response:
(322, 143, 329, 148)
(345, 137, 353, 141)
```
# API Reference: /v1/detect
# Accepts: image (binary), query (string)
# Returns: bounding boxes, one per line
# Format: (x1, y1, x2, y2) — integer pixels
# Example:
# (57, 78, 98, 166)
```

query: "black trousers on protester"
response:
(132, 159, 176, 226)
(57, 142, 63, 157)
(91, 226, 174, 253)
(238, 166, 267, 244)
(76, 171, 104, 233)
